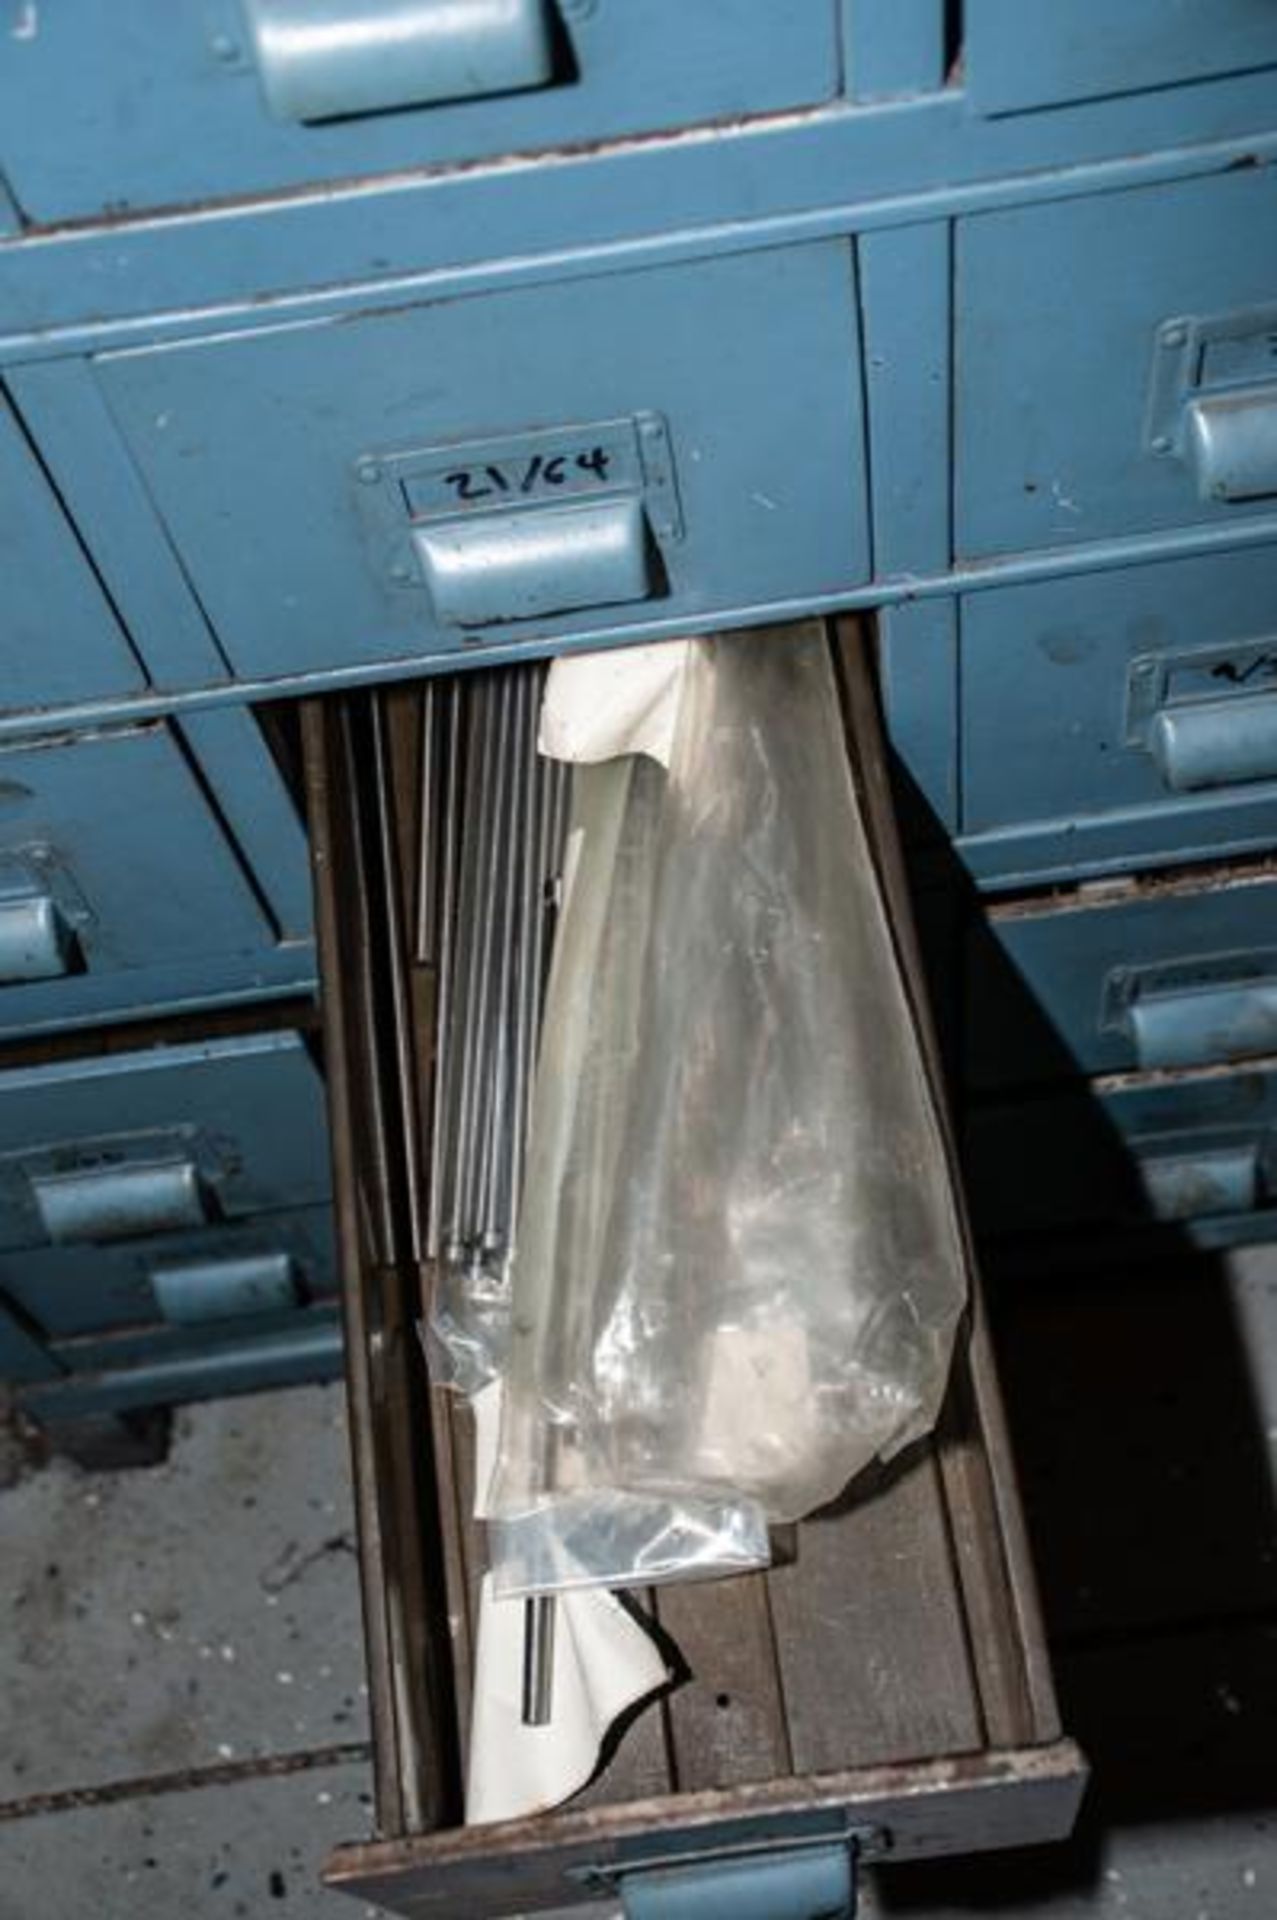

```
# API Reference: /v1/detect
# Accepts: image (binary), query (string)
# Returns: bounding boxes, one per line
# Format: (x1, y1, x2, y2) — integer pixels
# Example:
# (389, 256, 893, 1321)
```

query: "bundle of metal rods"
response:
(418, 664, 571, 1278)
(415, 663, 571, 1731)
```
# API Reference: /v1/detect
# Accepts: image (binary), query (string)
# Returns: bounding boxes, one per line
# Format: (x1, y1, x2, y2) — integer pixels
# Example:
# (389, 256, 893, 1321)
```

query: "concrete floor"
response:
(0, 1383, 376, 1920)
(3, 1246, 1277, 1917)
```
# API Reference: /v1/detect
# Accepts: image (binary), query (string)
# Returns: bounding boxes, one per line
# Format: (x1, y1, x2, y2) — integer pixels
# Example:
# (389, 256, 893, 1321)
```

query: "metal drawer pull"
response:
(243, 0, 555, 122)
(414, 496, 654, 627)
(1138, 1144, 1259, 1223)
(150, 1250, 299, 1325)
(1127, 980, 1277, 1071)
(1149, 692, 1277, 791)
(618, 1843, 855, 1920)
(0, 889, 77, 985)
(32, 1158, 210, 1245)
(1186, 389, 1277, 503)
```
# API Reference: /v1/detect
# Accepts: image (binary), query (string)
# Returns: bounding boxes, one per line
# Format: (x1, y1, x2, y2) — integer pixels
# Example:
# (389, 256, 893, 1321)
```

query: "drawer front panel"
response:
(966, 1060, 1277, 1241)
(0, 1203, 335, 1345)
(0, 1, 841, 224)
(956, 168, 1277, 560)
(965, 0, 1277, 115)
(91, 245, 869, 678)
(0, 1030, 329, 1254)
(960, 549, 1277, 838)
(967, 866, 1277, 1091)
(0, 397, 145, 714)
(0, 725, 278, 1030)
(15, 1313, 344, 1422)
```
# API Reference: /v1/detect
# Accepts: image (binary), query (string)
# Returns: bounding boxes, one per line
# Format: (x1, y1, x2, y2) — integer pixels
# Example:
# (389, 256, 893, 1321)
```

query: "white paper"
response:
(539, 640, 694, 770)
(465, 1382, 669, 1825)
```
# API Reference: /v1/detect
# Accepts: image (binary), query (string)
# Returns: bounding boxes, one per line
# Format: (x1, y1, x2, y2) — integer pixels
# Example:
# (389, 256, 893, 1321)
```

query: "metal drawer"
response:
(0, 1201, 335, 1345)
(966, 861, 1277, 1093)
(0, 394, 145, 714)
(956, 166, 1277, 561)
(0, 1, 840, 225)
(304, 634, 1084, 1917)
(964, 0, 1277, 116)
(966, 1056, 1277, 1248)
(0, 1028, 330, 1255)
(0, 720, 312, 1036)
(948, 548, 1277, 886)
(14, 1309, 345, 1434)
(880, 550, 1277, 887)
(83, 244, 869, 680)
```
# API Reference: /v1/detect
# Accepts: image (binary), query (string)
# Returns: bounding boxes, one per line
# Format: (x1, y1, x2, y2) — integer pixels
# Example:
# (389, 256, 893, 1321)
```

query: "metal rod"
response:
(521, 1594, 556, 1727)
(414, 679, 439, 967)
(426, 677, 463, 1260)
(483, 667, 530, 1253)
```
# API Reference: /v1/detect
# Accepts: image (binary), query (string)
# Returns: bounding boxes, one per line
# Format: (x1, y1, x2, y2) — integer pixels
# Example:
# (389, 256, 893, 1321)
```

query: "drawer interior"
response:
(303, 624, 1084, 1918)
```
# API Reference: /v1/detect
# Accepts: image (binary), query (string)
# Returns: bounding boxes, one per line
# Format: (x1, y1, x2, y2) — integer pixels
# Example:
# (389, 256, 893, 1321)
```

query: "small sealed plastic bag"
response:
(489, 625, 967, 1596)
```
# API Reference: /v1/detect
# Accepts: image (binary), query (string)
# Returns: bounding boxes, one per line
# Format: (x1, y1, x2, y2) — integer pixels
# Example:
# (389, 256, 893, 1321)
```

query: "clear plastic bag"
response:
(489, 627, 968, 1596)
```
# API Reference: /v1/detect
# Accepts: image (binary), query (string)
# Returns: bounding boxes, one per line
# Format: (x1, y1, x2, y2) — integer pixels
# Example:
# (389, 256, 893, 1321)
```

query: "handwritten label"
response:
(441, 444, 613, 505)
(1209, 650, 1277, 688)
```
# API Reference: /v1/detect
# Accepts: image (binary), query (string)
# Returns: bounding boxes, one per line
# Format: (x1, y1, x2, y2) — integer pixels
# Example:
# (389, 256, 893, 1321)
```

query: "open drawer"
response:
(303, 622, 1085, 1919)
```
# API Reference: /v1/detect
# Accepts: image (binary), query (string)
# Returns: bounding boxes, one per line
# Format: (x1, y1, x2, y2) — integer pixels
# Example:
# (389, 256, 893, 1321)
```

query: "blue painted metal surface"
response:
(875, 598, 959, 840)
(179, 705, 315, 942)
(891, 547, 1277, 887)
(149, 1247, 299, 1324)
(0, 1203, 335, 1340)
(1151, 693, 1277, 793)
(621, 1843, 855, 1920)
(0, 876, 76, 982)
(858, 221, 951, 577)
(0, 722, 300, 1034)
(966, 1057, 1277, 1243)
(845, 1, 946, 100)
(1127, 978, 1277, 1073)
(414, 495, 654, 628)
(0, 1030, 330, 1253)
(0, 0, 842, 223)
(243, 0, 557, 123)
(966, 868, 1277, 1091)
(86, 244, 869, 680)
(1186, 388, 1277, 503)
(0, 394, 146, 712)
(3, 78, 1277, 362)
(0, 1297, 58, 1382)
(16, 1312, 344, 1422)
(33, 1155, 209, 1245)
(965, 0, 1277, 117)
(957, 167, 1277, 560)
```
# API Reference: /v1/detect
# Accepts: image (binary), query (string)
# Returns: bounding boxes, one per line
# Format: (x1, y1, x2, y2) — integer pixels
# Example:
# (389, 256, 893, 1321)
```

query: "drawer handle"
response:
(242, 0, 556, 122)
(1149, 691, 1277, 791)
(150, 1251, 299, 1326)
(1186, 389, 1277, 504)
(1138, 1144, 1259, 1223)
(1126, 981, 1277, 1071)
(32, 1158, 210, 1245)
(414, 496, 655, 628)
(618, 1844, 855, 1920)
(0, 888, 77, 986)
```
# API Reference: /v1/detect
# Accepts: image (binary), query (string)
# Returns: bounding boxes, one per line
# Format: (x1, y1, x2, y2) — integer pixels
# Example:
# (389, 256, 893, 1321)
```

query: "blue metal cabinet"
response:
(0, 721, 313, 1036)
(956, 167, 1277, 560)
(966, 1058, 1277, 1249)
(882, 548, 1277, 887)
(964, 0, 1277, 116)
(0, 394, 146, 713)
(0, 1030, 330, 1253)
(967, 864, 1277, 1092)
(0, 0, 842, 225)
(0, 1203, 335, 1343)
(87, 244, 869, 678)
